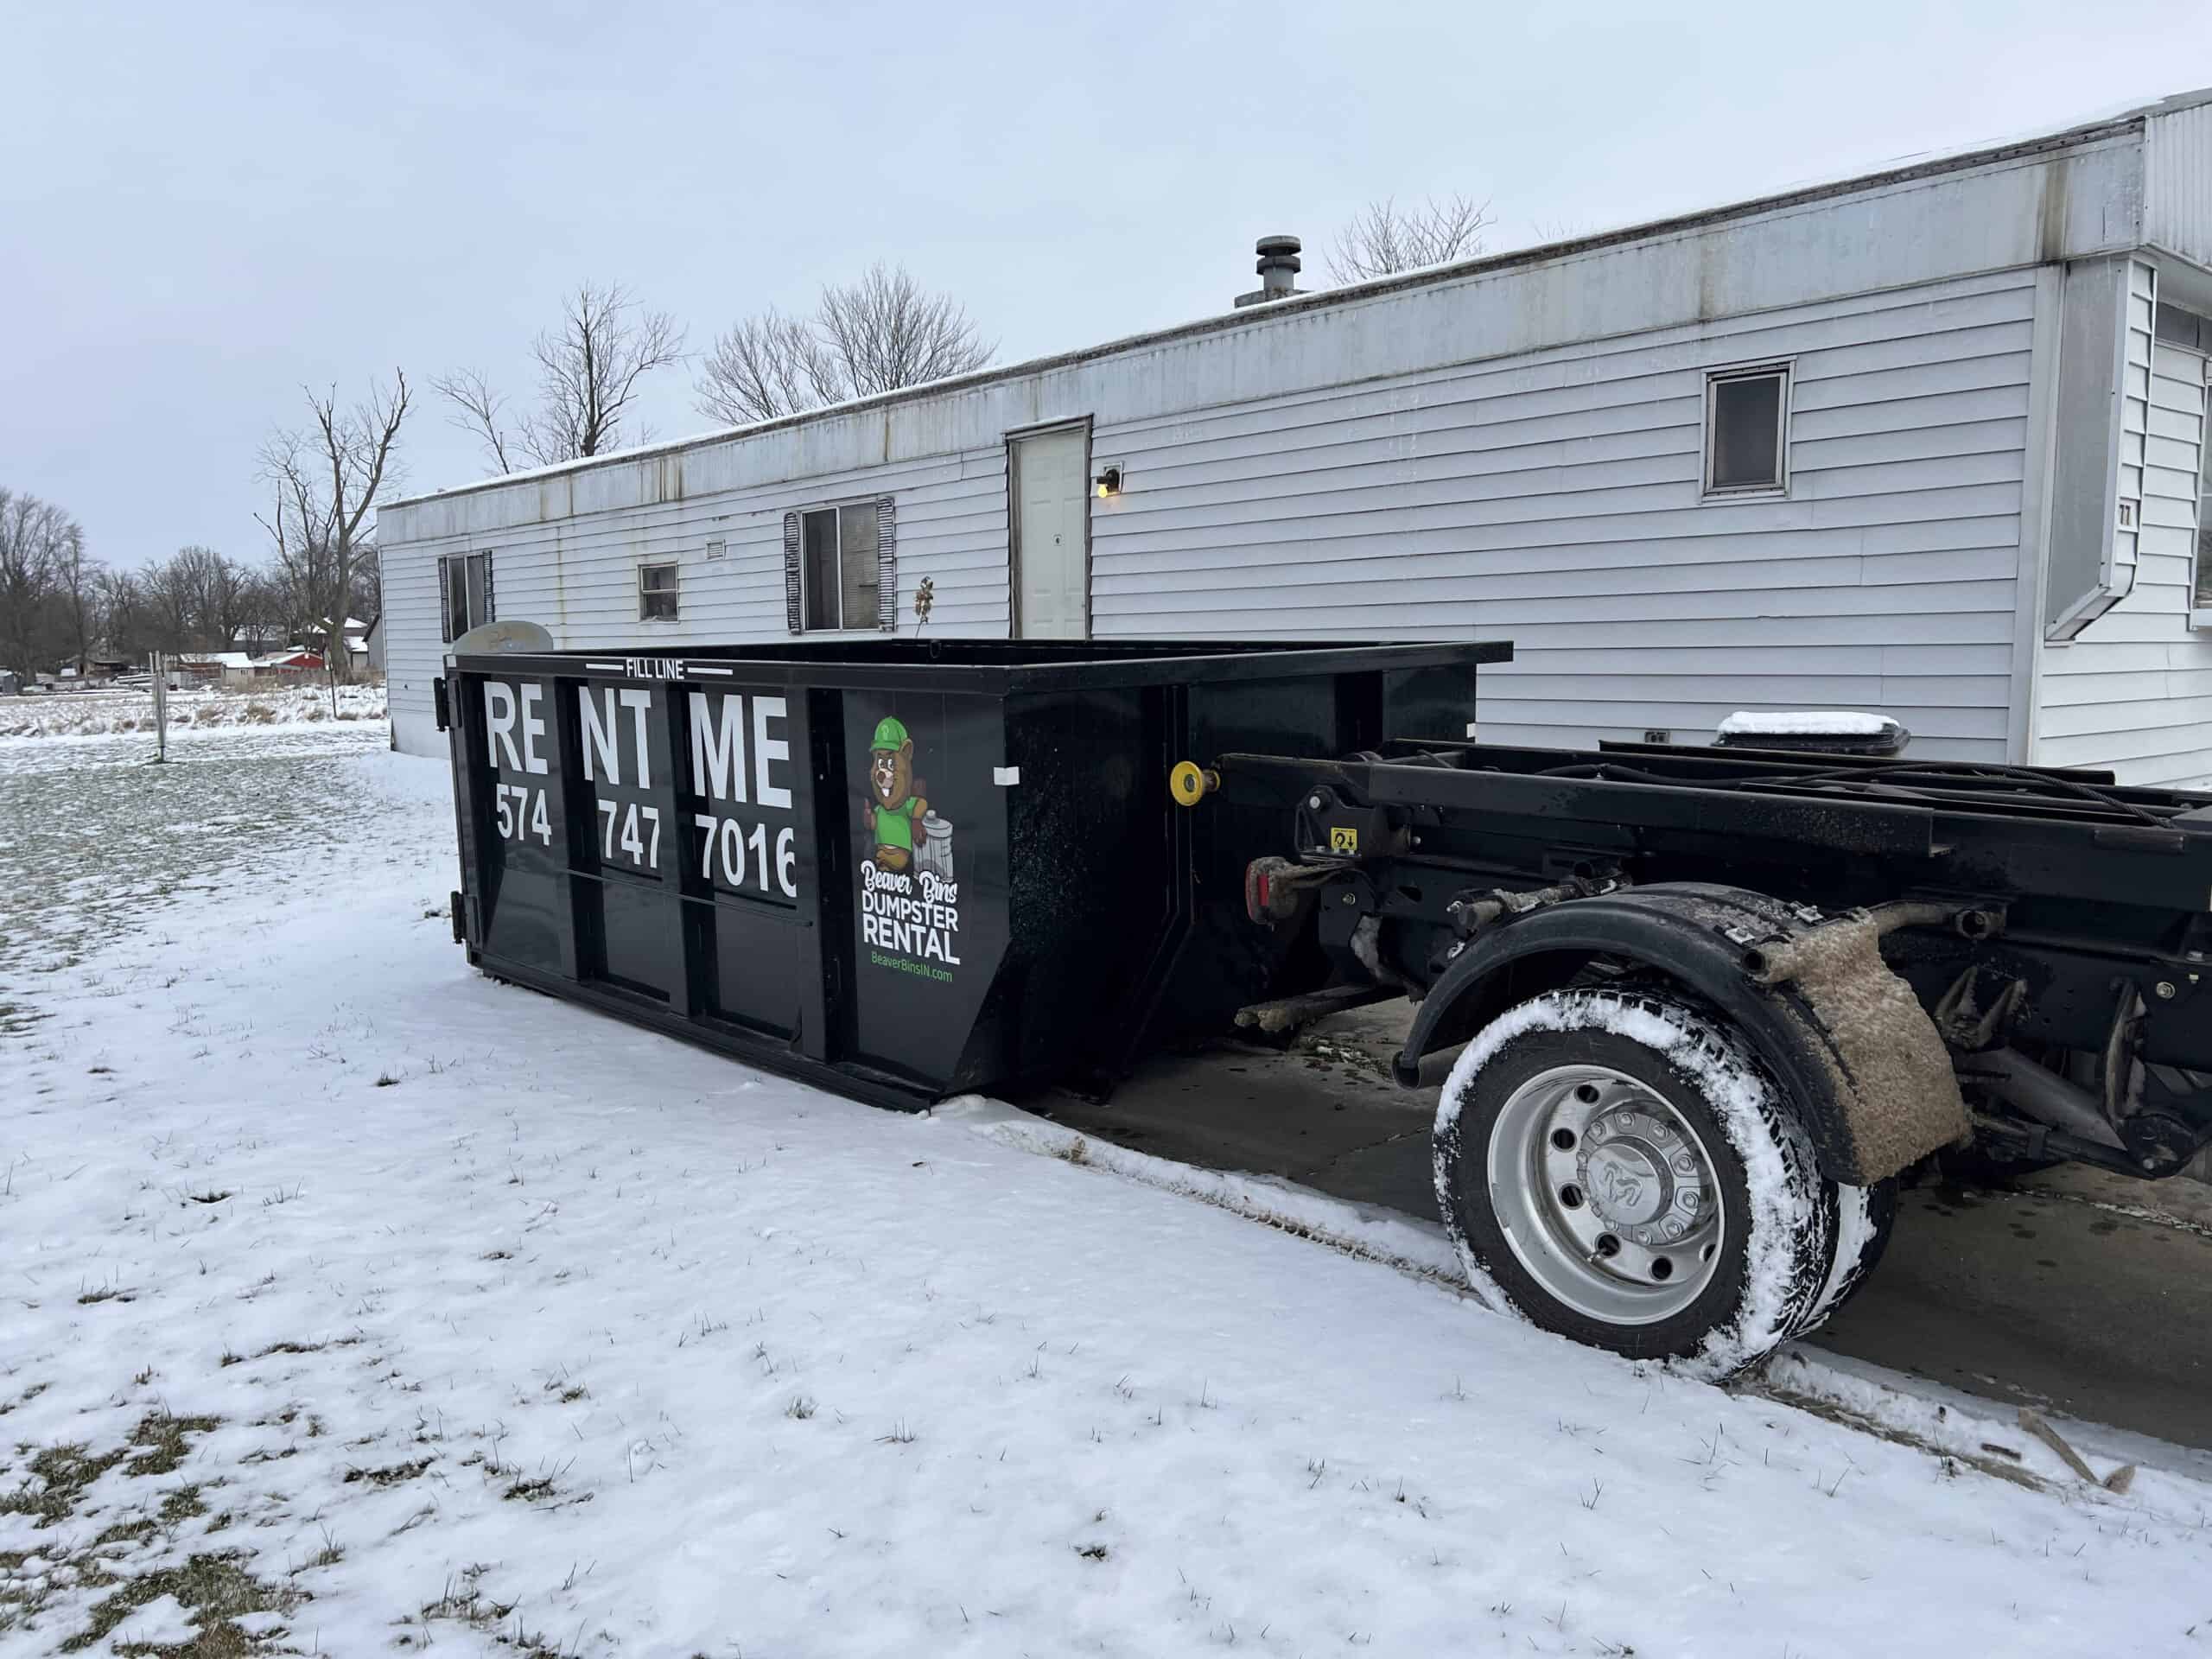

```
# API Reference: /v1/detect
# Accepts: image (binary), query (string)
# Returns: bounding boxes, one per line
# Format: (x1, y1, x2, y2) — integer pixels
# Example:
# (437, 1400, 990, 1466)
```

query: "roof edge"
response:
(384, 102, 2164, 515)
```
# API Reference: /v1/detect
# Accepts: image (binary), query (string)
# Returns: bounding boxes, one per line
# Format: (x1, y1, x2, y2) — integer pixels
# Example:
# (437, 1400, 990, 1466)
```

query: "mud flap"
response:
(1746, 912, 1970, 1183)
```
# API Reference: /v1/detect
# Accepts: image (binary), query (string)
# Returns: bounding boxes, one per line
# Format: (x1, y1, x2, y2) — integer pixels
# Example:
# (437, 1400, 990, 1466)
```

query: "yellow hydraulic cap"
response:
(1169, 761, 1220, 807)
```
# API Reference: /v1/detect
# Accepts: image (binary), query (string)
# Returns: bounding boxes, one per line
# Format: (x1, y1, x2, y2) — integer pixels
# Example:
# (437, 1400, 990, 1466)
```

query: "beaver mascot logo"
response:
(865, 715, 928, 873)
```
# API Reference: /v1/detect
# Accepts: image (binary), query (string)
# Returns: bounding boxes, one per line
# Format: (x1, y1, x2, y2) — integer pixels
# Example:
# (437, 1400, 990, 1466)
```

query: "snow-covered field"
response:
(4, 724, 2210, 1656)
(0, 683, 386, 741)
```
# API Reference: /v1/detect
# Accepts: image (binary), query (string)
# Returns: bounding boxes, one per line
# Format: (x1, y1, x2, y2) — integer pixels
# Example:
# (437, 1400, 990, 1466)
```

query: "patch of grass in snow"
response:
(3, 1443, 132, 1528)
(0, 1411, 218, 1531)
(0, 1381, 50, 1416)
(59, 1550, 300, 1655)
(414, 1566, 541, 1653)
(344, 1459, 431, 1489)
(501, 1471, 564, 1503)
(0, 1411, 296, 1653)
(124, 1411, 223, 1478)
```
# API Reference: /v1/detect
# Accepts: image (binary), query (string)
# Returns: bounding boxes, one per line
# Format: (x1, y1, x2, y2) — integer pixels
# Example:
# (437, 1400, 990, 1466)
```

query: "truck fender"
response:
(1394, 883, 1967, 1185)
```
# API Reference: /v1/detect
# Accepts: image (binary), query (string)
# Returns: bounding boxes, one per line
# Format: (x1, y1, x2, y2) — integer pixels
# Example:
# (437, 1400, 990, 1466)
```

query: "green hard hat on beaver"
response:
(869, 715, 910, 753)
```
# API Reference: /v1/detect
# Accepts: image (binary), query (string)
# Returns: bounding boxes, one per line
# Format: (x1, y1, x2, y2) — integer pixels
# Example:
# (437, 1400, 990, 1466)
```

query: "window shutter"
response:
(875, 496, 898, 631)
(782, 512, 803, 633)
(438, 556, 453, 644)
(481, 552, 495, 625)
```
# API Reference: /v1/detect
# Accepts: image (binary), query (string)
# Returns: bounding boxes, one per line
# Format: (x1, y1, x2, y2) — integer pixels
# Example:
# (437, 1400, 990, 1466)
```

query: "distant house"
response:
(251, 650, 325, 679)
(175, 649, 323, 688)
(177, 652, 263, 690)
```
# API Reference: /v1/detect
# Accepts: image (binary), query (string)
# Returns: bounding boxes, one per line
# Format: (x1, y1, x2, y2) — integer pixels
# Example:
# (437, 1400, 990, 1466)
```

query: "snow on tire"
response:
(1796, 1178, 1897, 1337)
(1433, 988, 1836, 1380)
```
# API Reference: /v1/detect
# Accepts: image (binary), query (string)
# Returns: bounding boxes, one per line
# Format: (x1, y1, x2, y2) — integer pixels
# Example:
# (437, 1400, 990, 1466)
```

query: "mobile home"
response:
(378, 92, 2212, 785)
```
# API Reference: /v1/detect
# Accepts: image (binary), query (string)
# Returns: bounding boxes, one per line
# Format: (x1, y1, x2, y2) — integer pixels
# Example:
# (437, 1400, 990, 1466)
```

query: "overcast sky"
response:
(7, 0, 2209, 575)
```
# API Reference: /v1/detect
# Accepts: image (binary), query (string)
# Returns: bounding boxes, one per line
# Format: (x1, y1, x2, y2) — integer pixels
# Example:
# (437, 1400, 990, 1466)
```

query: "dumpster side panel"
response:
(1384, 662, 1487, 742)
(838, 690, 1011, 1087)
(992, 685, 1173, 1088)
(671, 683, 813, 1042)
(461, 667, 824, 1052)
(468, 672, 575, 979)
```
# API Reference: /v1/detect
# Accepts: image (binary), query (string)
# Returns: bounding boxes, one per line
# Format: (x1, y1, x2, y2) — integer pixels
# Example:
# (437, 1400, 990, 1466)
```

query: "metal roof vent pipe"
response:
(1234, 235, 1302, 308)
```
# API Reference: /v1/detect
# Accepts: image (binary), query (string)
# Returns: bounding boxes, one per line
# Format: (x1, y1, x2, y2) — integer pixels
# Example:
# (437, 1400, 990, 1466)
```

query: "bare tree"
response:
(144, 552, 202, 653)
(148, 544, 253, 651)
(350, 551, 383, 624)
(257, 372, 410, 684)
(95, 568, 147, 663)
(54, 521, 99, 675)
(430, 367, 517, 474)
(0, 488, 79, 679)
(1325, 194, 1494, 283)
(694, 310, 842, 428)
(696, 263, 995, 426)
(436, 283, 685, 472)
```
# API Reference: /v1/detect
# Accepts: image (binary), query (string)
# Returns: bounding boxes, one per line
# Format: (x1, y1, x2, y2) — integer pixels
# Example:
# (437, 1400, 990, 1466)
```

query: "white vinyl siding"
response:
(2033, 334, 2212, 787)
(381, 275, 2033, 760)
(1090, 273, 2034, 757)
(380, 455, 1007, 755)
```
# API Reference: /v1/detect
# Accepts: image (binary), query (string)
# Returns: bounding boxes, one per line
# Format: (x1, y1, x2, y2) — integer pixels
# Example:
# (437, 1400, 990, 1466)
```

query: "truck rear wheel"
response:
(1433, 988, 1838, 1377)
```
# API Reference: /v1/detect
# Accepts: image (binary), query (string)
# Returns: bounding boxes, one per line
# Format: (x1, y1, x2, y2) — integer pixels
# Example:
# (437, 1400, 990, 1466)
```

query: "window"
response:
(439, 551, 493, 643)
(798, 503, 879, 631)
(639, 562, 679, 622)
(1704, 365, 1790, 496)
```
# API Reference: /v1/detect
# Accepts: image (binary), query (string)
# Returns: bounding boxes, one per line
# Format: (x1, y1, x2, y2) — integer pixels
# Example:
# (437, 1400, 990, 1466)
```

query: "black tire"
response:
(1433, 988, 1836, 1378)
(1800, 1178, 1897, 1330)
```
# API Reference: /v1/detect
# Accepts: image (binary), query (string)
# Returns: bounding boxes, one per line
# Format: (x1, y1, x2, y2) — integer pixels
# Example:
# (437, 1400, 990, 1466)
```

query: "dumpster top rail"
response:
(449, 637, 1515, 694)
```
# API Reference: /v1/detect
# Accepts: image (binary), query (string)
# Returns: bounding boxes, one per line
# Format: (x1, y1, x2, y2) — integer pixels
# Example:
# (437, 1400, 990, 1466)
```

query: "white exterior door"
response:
(1011, 426, 1089, 639)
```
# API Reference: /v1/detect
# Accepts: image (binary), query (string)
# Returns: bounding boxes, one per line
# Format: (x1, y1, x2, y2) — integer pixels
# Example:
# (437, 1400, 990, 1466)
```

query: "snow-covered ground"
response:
(0, 683, 386, 741)
(4, 725, 2210, 1656)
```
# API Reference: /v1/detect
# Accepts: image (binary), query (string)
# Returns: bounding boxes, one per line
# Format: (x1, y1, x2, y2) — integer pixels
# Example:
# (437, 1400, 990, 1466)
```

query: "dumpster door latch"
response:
(433, 676, 450, 732)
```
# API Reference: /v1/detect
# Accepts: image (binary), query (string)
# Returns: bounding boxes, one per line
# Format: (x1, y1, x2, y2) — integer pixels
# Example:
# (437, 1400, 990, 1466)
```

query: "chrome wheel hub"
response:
(1485, 1064, 1726, 1325)
(1577, 1108, 1709, 1243)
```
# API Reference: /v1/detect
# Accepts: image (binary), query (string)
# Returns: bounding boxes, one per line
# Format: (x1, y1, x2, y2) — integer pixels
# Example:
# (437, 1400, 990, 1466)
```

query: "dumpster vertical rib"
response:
(798, 686, 846, 1065)
(543, 671, 582, 982)
(642, 678, 702, 1019)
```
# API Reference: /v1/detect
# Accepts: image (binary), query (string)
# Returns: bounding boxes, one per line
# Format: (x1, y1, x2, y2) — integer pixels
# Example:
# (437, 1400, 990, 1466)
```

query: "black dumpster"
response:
(439, 639, 1509, 1106)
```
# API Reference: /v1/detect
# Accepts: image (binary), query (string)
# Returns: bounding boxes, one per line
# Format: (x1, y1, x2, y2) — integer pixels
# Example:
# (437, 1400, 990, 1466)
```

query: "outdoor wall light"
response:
(1094, 465, 1123, 499)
